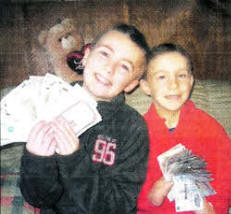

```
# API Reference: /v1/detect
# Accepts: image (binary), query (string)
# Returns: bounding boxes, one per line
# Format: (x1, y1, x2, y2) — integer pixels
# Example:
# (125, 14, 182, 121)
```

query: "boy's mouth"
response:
(95, 73, 112, 86)
(165, 95, 181, 100)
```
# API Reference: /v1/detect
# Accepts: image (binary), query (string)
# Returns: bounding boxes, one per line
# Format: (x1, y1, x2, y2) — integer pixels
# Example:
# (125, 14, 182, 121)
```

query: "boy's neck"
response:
(155, 105, 180, 129)
(82, 84, 113, 102)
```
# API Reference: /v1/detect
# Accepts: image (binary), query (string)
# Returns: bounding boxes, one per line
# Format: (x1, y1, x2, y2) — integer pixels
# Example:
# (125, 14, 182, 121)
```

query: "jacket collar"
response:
(97, 93, 125, 120)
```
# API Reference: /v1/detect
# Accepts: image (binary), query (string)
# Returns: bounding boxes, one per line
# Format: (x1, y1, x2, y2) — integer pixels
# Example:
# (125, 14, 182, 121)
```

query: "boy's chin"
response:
(93, 93, 114, 102)
(165, 104, 183, 112)
(158, 101, 184, 113)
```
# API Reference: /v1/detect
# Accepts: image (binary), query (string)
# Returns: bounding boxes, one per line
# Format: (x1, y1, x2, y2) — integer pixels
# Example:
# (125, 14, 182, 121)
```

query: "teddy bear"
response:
(29, 18, 85, 83)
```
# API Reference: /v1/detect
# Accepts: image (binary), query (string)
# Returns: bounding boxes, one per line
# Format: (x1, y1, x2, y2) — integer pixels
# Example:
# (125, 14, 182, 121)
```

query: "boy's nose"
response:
(167, 78, 178, 90)
(104, 61, 116, 74)
(105, 65, 113, 73)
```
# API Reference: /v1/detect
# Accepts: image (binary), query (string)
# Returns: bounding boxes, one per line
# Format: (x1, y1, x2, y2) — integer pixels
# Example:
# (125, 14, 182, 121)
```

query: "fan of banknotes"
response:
(0, 73, 102, 146)
(157, 144, 216, 212)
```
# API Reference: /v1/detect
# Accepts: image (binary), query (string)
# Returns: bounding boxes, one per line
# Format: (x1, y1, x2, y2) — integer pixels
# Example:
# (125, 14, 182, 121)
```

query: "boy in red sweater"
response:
(138, 43, 231, 214)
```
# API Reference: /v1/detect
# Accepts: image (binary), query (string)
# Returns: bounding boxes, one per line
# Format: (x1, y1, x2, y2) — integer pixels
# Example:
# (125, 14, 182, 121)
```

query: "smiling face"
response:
(82, 30, 145, 101)
(141, 51, 194, 114)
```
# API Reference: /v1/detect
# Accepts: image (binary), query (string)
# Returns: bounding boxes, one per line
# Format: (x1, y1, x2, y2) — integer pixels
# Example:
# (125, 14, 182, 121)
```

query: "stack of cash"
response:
(157, 144, 216, 212)
(1, 74, 102, 146)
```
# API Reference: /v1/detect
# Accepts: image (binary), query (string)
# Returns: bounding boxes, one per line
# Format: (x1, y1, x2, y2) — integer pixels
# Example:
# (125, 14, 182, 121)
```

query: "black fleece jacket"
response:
(20, 93, 149, 214)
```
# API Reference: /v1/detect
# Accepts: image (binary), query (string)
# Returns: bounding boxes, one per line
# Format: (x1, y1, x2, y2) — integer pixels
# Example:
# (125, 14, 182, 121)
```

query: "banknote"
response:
(1, 74, 102, 146)
(157, 144, 216, 203)
(58, 100, 102, 137)
(157, 144, 186, 181)
(1, 78, 40, 145)
(173, 175, 203, 212)
(195, 181, 216, 198)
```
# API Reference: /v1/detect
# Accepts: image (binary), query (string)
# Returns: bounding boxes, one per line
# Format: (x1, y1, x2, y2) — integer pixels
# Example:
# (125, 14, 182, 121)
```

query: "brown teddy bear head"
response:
(32, 18, 84, 83)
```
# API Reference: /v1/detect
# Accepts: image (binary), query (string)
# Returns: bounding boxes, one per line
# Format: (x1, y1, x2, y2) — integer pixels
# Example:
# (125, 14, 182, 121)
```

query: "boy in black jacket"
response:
(20, 24, 150, 214)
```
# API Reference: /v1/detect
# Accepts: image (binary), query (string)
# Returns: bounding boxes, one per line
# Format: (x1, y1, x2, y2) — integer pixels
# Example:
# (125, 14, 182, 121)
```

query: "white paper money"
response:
(58, 100, 101, 137)
(157, 144, 216, 203)
(1, 74, 102, 146)
(157, 144, 186, 181)
(195, 181, 216, 198)
(173, 175, 203, 212)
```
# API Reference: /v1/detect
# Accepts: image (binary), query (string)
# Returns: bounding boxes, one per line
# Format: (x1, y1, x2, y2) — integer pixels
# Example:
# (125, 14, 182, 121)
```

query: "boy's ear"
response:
(140, 79, 151, 95)
(82, 46, 91, 66)
(124, 79, 139, 93)
(190, 75, 194, 87)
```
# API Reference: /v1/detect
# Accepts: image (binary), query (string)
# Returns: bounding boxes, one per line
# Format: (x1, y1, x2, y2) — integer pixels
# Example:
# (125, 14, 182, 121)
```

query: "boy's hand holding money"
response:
(51, 117, 79, 155)
(26, 121, 57, 156)
(148, 177, 173, 206)
(195, 198, 215, 214)
(26, 117, 79, 156)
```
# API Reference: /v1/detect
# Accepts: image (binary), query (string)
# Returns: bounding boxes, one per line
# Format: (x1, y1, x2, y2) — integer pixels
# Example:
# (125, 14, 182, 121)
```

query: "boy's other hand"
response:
(148, 177, 173, 206)
(26, 121, 56, 156)
(195, 198, 215, 214)
(51, 117, 79, 155)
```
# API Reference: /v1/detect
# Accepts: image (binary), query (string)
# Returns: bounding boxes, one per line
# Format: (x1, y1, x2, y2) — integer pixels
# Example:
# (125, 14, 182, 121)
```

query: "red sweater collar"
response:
(143, 100, 196, 133)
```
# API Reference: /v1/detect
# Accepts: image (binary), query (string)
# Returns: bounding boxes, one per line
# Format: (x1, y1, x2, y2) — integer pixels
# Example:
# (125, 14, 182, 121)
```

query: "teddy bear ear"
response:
(38, 30, 48, 46)
(62, 18, 74, 26)
(62, 18, 75, 31)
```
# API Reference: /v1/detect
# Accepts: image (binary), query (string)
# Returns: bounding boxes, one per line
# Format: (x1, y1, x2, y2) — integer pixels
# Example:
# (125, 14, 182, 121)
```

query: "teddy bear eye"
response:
(58, 38, 62, 42)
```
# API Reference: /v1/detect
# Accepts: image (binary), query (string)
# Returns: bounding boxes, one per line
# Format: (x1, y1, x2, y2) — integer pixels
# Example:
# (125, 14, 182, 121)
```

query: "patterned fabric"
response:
(1, 173, 40, 214)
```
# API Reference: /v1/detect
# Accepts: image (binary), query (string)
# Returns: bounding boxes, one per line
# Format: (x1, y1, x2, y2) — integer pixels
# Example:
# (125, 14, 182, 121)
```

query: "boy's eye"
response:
(120, 64, 130, 72)
(157, 75, 166, 80)
(178, 74, 187, 78)
(99, 51, 109, 57)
